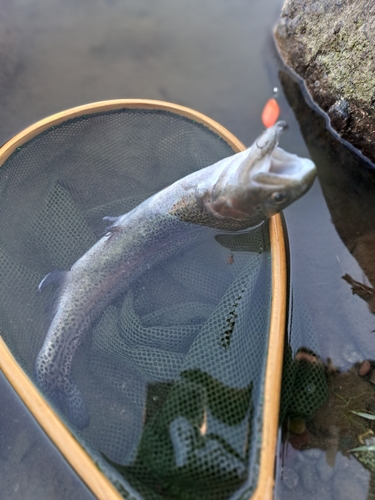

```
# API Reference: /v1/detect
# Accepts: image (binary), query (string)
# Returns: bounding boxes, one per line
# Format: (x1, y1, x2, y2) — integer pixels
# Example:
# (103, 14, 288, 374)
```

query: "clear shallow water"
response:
(1, 0, 375, 498)
(0, 370, 95, 499)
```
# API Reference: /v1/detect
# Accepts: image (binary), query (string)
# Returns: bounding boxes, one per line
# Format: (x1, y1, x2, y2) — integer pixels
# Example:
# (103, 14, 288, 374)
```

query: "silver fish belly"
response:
(35, 121, 316, 429)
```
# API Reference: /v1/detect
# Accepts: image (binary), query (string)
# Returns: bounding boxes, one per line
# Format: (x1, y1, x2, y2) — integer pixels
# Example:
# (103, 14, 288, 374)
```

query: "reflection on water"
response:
(0, 0, 284, 148)
(278, 349, 375, 499)
(3, 0, 375, 497)
(279, 70, 375, 312)
(275, 69, 375, 499)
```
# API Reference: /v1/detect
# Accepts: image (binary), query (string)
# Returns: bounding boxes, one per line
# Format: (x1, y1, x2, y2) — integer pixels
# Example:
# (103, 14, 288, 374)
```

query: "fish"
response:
(35, 121, 316, 429)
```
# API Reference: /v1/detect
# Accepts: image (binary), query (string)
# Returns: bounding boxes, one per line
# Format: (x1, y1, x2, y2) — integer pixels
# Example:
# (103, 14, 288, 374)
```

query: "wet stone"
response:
(275, 0, 375, 163)
(302, 448, 324, 461)
(300, 463, 318, 492)
(292, 453, 305, 472)
(358, 360, 371, 377)
(333, 465, 369, 500)
(328, 100, 351, 131)
(342, 344, 363, 364)
(282, 466, 299, 489)
(316, 453, 335, 483)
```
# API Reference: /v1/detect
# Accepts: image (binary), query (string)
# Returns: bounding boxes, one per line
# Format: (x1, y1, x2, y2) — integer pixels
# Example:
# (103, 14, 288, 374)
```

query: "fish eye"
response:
(270, 191, 286, 205)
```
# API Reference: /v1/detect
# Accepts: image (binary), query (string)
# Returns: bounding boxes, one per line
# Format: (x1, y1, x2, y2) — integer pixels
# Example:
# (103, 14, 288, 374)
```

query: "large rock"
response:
(274, 0, 375, 164)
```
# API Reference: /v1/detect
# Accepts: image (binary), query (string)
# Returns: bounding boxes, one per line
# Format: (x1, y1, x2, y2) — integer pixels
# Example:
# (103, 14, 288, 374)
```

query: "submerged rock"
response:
(274, 0, 375, 164)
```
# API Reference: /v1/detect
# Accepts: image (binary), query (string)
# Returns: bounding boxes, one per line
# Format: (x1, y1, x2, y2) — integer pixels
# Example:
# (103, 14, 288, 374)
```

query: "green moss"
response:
(292, 4, 374, 103)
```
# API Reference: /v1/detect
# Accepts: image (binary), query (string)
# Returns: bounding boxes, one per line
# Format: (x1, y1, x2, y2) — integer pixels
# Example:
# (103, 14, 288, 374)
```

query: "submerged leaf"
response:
(351, 444, 375, 452)
(350, 410, 375, 420)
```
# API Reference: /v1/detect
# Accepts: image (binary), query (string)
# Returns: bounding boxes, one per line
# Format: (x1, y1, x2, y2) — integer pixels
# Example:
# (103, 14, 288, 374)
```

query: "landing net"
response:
(0, 106, 274, 499)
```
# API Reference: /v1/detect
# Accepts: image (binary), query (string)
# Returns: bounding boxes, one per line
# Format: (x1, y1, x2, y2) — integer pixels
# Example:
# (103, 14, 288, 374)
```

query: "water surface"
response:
(2, 0, 375, 498)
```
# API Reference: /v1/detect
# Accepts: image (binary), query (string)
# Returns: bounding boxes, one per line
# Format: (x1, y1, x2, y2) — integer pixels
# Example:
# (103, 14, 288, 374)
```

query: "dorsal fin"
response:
(103, 215, 120, 224)
(38, 270, 67, 292)
(102, 215, 122, 237)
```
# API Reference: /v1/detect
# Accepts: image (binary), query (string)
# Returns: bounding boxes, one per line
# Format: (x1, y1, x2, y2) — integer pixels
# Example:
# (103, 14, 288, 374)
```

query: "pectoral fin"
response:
(38, 270, 68, 315)
(38, 270, 68, 292)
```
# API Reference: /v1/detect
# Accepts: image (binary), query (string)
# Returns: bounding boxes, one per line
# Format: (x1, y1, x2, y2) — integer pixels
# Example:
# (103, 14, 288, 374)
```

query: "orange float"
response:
(261, 98, 280, 128)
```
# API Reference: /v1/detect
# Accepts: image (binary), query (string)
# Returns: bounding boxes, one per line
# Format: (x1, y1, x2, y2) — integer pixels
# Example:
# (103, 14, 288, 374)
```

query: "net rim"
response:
(0, 99, 245, 164)
(0, 99, 287, 500)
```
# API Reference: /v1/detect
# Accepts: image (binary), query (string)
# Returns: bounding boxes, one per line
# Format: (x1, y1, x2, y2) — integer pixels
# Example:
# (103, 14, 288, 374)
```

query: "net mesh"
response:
(0, 108, 273, 499)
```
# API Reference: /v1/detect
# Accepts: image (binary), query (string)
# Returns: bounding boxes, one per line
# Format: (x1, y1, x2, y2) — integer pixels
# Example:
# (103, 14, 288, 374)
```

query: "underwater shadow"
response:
(279, 69, 375, 314)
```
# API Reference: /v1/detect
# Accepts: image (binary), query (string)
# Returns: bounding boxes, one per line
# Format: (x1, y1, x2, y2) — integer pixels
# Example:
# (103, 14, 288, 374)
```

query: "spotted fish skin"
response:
(36, 213, 199, 429)
(35, 122, 316, 429)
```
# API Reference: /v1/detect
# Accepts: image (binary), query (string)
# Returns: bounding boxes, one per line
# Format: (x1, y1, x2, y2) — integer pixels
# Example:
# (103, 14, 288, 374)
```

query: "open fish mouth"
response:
(252, 146, 317, 188)
(207, 121, 317, 221)
(269, 147, 316, 178)
(247, 121, 315, 186)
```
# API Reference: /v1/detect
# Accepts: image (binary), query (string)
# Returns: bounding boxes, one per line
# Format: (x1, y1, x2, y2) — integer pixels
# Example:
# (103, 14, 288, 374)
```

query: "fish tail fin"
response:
(35, 357, 90, 430)
(57, 381, 90, 430)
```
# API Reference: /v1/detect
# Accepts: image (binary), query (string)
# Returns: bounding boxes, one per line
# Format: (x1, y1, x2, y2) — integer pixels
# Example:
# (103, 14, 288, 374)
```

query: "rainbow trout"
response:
(35, 121, 316, 429)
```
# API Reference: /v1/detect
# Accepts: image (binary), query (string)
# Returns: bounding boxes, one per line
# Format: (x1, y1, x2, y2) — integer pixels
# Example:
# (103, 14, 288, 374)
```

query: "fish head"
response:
(244, 145, 317, 219)
(207, 121, 316, 227)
